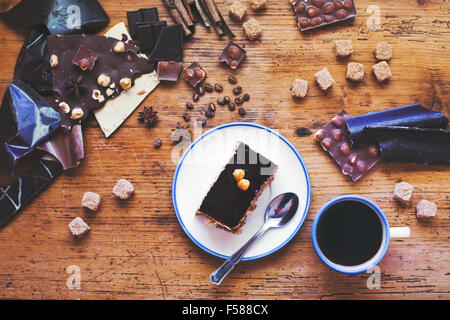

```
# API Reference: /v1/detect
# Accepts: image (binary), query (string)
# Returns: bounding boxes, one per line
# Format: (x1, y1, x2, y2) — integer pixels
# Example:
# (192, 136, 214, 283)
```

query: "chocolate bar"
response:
(136, 21, 167, 54)
(183, 62, 206, 87)
(346, 104, 449, 147)
(290, 0, 357, 32)
(0, 155, 63, 229)
(315, 110, 380, 181)
(0, 80, 61, 176)
(219, 41, 246, 70)
(14, 25, 53, 97)
(149, 24, 184, 62)
(363, 126, 450, 165)
(127, 8, 159, 39)
(157, 61, 183, 82)
(47, 34, 154, 129)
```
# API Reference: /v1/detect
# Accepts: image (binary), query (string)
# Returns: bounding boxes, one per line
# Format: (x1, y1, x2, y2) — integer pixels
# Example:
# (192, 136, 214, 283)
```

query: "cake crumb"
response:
(315, 68, 335, 91)
(372, 61, 392, 82)
(81, 192, 101, 212)
(228, 1, 247, 21)
(243, 18, 262, 40)
(416, 199, 437, 221)
(113, 179, 135, 200)
(69, 217, 90, 238)
(393, 182, 414, 206)
(334, 40, 353, 58)
(346, 62, 365, 82)
(375, 42, 392, 61)
(291, 78, 308, 98)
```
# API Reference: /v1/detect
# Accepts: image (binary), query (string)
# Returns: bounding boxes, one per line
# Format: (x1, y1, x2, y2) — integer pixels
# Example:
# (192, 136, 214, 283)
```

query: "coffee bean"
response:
(243, 93, 250, 101)
(224, 96, 231, 104)
(203, 83, 214, 93)
(233, 86, 242, 96)
(238, 107, 246, 116)
(208, 102, 216, 112)
(196, 85, 205, 96)
(228, 76, 237, 85)
(193, 92, 200, 102)
(214, 83, 223, 92)
(217, 97, 226, 105)
(183, 113, 190, 122)
(228, 102, 236, 111)
(235, 97, 244, 105)
(186, 102, 194, 110)
(205, 110, 215, 118)
(154, 138, 163, 149)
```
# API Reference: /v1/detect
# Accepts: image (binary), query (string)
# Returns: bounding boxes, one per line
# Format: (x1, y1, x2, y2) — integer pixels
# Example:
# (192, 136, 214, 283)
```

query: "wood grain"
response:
(0, 0, 449, 300)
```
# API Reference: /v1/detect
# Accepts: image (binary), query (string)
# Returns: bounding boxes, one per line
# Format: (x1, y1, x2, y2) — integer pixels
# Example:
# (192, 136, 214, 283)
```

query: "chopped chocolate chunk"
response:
(416, 199, 437, 221)
(393, 182, 414, 207)
(81, 192, 101, 212)
(72, 45, 100, 72)
(374, 42, 392, 61)
(157, 61, 182, 82)
(243, 18, 263, 40)
(69, 217, 90, 238)
(372, 61, 392, 82)
(291, 78, 308, 98)
(219, 41, 247, 70)
(228, 1, 247, 21)
(136, 21, 167, 54)
(346, 62, 365, 82)
(127, 8, 159, 39)
(183, 62, 206, 88)
(113, 179, 135, 200)
(149, 25, 184, 63)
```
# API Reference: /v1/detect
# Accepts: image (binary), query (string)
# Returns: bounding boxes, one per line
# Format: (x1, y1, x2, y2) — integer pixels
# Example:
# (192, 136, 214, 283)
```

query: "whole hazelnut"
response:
(233, 169, 245, 182)
(114, 41, 125, 53)
(92, 89, 101, 100)
(79, 59, 90, 71)
(227, 46, 241, 59)
(71, 108, 84, 120)
(119, 78, 132, 90)
(194, 69, 206, 80)
(294, 3, 305, 13)
(58, 102, 70, 114)
(306, 6, 320, 18)
(50, 54, 58, 68)
(97, 74, 111, 87)
(183, 69, 194, 80)
(237, 179, 250, 191)
(159, 61, 169, 71)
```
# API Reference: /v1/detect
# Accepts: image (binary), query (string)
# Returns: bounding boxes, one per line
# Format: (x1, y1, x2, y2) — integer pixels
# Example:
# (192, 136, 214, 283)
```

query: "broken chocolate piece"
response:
(149, 24, 184, 62)
(135, 21, 167, 54)
(127, 7, 159, 39)
(47, 34, 154, 129)
(183, 62, 206, 87)
(157, 61, 183, 82)
(346, 104, 449, 147)
(219, 41, 246, 70)
(0, 80, 61, 176)
(291, 0, 357, 32)
(363, 126, 450, 165)
(72, 44, 100, 71)
(315, 110, 381, 181)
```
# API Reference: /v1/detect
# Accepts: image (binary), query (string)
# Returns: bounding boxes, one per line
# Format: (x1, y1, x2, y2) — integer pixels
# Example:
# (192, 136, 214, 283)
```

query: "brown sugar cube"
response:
(346, 62, 365, 82)
(251, 0, 267, 11)
(228, 1, 247, 21)
(243, 18, 262, 41)
(69, 217, 90, 238)
(372, 61, 392, 82)
(113, 179, 135, 200)
(81, 192, 101, 212)
(334, 40, 353, 58)
(416, 199, 437, 221)
(315, 68, 335, 91)
(375, 42, 392, 61)
(291, 78, 308, 98)
(393, 182, 414, 206)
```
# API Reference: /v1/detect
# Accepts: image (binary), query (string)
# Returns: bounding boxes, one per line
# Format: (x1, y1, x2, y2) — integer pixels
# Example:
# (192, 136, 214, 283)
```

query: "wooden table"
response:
(0, 0, 449, 300)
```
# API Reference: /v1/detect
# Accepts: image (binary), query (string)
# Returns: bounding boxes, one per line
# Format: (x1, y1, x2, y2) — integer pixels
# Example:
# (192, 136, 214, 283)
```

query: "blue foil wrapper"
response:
(0, 80, 61, 175)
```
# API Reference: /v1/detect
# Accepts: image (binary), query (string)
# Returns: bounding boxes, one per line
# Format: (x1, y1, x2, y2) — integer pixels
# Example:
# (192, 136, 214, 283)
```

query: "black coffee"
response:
(316, 200, 383, 266)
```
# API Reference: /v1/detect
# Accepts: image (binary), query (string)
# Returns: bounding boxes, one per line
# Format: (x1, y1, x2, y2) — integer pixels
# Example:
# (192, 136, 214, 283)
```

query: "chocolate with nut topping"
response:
(315, 110, 380, 182)
(47, 34, 154, 130)
(291, 0, 357, 32)
(157, 61, 182, 82)
(183, 62, 206, 88)
(219, 41, 247, 70)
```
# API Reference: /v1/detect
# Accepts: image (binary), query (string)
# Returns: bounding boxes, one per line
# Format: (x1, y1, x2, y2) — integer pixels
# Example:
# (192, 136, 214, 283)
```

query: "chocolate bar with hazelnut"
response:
(219, 41, 247, 70)
(315, 110, 381, 182)
(157, 61, 183, 82)
(290, 0, 357, 32)
(47, 34, 154, 130)
(183, 62, 206, 87)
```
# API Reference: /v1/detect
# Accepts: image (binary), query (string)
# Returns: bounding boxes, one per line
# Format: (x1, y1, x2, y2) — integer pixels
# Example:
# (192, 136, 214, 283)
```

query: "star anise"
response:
(64, 75, 86, 99)
(138, 106, 158, 128)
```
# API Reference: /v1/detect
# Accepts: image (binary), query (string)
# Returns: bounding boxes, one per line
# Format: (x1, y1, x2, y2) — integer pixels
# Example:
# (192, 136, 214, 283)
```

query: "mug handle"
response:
(389, 227, 411, 238)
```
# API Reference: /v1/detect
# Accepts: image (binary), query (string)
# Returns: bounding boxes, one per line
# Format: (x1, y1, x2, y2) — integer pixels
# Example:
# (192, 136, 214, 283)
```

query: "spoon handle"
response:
(210, 223, 271, 285)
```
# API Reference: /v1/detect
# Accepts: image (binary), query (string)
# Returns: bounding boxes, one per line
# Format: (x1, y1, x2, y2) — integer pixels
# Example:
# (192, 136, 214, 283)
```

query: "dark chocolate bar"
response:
(14, 25, 53, 97)
(364, 126, 450, 165)
(157, 61, 183, 82)
(182, 62, 206, 87)
(219, 41, 246, 70)
(0, 80, 61, 176)
(149, 24, 184, 62)
(346, 104, 449, 147)
(290, 0, 357, 32)
(315, 110, 380, 181)
(127, 8, 159, 39)
(47, 34, 154, 129)
(0, 155, 63, 229)
(135, 21, 167, 54)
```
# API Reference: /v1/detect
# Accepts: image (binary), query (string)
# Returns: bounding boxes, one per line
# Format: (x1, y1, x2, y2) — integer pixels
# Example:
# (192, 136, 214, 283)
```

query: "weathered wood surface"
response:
(0, 0, 449, 300)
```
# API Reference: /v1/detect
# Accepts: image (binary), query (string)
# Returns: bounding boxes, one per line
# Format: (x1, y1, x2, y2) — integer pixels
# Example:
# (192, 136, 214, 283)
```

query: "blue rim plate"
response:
(172, 122, 311, 261)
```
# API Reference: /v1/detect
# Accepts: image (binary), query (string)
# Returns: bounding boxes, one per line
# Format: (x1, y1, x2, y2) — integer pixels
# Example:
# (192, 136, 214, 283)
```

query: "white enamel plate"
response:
(172, 123, 311, 260)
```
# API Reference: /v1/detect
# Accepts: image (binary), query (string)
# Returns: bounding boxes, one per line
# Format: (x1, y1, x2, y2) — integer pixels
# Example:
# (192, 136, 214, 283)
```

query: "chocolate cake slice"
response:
(197, 142, 278, 232)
